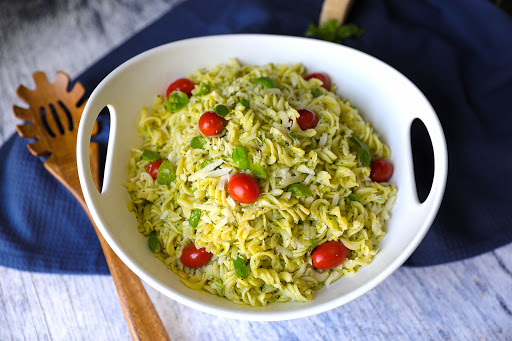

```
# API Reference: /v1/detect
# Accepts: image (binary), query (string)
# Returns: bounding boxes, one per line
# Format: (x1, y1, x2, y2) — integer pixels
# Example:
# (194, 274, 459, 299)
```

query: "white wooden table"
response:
(1, 1, 511, 340)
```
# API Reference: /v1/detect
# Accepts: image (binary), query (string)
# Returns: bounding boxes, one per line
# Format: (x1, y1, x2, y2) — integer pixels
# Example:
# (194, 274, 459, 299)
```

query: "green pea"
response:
(240, 99, 250, 108)
(347, 193, 362, 202)
(166, 91, 189, 112)
(214, 104, 229, 117)
(287, 183, 312, 197)
(200, 159, 213, 169)
(232, 146, 250, 170)
(189, 209, 201, 228)
(252, 77, 278, 89)
(249, 164, 269, 180)
(196, 82, 211, 96)
(148, 233, 161, 253)
(313, 86, 322, 98)
(157, 160, 175, 185)
(141, 150, 161, 162)
(232, 257, 249, 279)
(350, 136, 371, 167)
(190, 136, 207, 149)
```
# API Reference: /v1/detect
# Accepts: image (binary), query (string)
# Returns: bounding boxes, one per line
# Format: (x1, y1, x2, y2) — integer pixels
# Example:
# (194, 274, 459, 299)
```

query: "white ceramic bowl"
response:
(77, 34, 447, 321)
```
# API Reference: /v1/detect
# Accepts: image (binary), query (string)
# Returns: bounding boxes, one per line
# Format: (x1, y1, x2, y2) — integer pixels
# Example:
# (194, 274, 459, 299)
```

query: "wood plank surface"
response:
(0, 1, 511, 340)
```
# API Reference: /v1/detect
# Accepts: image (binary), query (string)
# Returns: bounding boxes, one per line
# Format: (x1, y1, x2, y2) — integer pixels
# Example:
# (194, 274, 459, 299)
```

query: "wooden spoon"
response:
(319, 0, 354, 26)
(13, 71, 170, 341)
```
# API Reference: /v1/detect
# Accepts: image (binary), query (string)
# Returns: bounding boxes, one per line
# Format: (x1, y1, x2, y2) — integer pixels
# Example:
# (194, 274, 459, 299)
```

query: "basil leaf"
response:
(148, 233, 161, 253)
(252, 77, 278, 89)
(310, 238, 318, 253)
(233, 257, 249, 279)
(232, 146, 250, 170)
(166, 91, 189, 112)
(214, 104, 229, 117)
(156, 160, 175, 185)
(313, 86, 322, 98)
(240, 99, 250, 108)
(189, 209, 201, 228)
(337, 24, 365, 40)
(190, 136, 206, 149)
(249, 164, 269, 180)
(347, 193, 362, 202)
(350, 136, 371, 167)
(141, 150, 161, 162)
(290, 134, 298, 140)
(196, 82, 211, 96)
(287, 183, 312, 197)
(215, 281, 224, 292)
(200, 159, 213, 169)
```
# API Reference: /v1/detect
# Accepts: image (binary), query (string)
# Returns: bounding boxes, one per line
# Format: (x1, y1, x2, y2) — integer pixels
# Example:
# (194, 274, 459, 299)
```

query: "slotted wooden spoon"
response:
(13, 71, 170, 341)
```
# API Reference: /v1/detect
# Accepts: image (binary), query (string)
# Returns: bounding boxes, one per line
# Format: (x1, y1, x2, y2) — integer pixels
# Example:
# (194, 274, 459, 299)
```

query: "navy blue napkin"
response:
(1, 0, 511, 273)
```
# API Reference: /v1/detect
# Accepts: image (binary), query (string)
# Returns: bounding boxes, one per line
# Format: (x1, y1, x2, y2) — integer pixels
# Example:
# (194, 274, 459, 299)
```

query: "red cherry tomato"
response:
(312, 240, 349, 270)
(147, 159, 163, 180)
(166, 78, 195, 98)
(370, 159, 393, 182)
(228, 173, 260, 204)
(198, 111, 224, 136)
(305, 72, 331, 90)
(180, 243, 213, 268)
(297, 109, 319, 130)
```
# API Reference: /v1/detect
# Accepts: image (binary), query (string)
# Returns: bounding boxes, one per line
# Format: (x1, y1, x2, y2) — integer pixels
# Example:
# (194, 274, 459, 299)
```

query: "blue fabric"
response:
(1, 0, 511, 273)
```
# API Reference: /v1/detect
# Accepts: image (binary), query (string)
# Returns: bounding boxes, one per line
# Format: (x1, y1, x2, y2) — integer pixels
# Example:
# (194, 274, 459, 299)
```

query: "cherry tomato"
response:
(228, 173, 260, 204)
(180, 243, 213, 268)
(370, 159, 393, 182)
(297, 109, 319, 130)
(166, 78, 195, 98)
(312, 240, 349, 270)
(198, 111, 224, 136)
(305, 72, 331, 90)
(147, 159, 163, 180)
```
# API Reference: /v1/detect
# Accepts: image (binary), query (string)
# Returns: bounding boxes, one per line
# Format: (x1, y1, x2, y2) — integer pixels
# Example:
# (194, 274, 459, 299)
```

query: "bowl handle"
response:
(408, 103, 448, 215)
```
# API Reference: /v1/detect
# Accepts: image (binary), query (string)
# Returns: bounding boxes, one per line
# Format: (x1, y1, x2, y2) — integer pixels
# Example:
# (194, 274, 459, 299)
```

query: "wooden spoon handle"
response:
(319, 0, 354, 26)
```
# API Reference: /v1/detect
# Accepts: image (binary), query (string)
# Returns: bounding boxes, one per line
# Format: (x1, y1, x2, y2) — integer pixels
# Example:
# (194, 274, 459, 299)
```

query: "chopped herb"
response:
(196, 82, 211, 96)
(141, 150, 161, 162)
(347, 193, 362, 202)
(233, 257, 249, 279)
(232, 146, 250, 170)
(190, 136, 206, 149)
(306, 19, 365, 44)
(166, 91, 189, 112)
(214, 104, 229, 117)
(287, 183, 313, 197)
(215, 282, 224, 292)
(350, 136, 371, 167)
(290, 134, 298, 140)
(313, 86, 322, 98)
(156, 160, 175, 185)
(200, 159, 213, 169)
(249, 164, 269, 180)
(189, 209, 201, 228)
(240, 98, 250, 108)
(148, 233, 161, 253)
(252, 77, 278, 89)
(310, 238, 318, 253)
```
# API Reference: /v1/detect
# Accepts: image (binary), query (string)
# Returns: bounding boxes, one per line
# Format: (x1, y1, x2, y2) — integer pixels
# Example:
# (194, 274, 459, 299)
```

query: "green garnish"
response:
(166, 91, 189, 112)
(232, 146, 250, 170)
(190, 136, 207, 149)
(233, 257, 249, 279)
(313, 86, 322, 98)
(347, 193, 362, 202)
(156, 160, 175, 185)
(287, 183, 313, 197)
(196, 82, 211, 96)
(141, 150, 161, 162)
(349, 136, 371, 167)
(290, 134, 298, 140)
(240, 99, 250, 108)
(200, 159, 213, 169)
(249, 164, 269, 180)
(306, 19, 365, 43)
(252, 77, 278, 89)
(215, 282, 224, 292)
(214, 104, 229, 117)
(148, 233, 161, 253)
(310, 238, 318, 253)
(189, 209, 201, 228)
